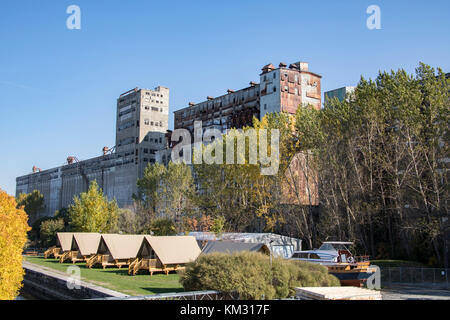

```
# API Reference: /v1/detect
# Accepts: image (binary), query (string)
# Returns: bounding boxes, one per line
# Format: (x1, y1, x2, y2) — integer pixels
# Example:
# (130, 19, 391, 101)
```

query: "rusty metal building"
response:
(174, 61, 321, 135)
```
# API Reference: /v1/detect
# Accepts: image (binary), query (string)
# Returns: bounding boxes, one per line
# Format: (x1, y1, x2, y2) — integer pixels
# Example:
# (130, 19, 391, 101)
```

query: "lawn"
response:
(24, 256, 184, 296)
(371, 260, 427, 269)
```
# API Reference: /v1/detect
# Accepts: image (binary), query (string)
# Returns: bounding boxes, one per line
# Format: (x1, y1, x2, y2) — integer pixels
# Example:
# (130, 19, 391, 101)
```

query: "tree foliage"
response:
(136, 161, 195, 232)
(146, 217, 177, 236)
(16, 190, 44, 223)
(40, 218, 65, 247)
(179, 252, 340, 299)
(294, 63, 449, 266)
(68, 180, 119, 233)
(0, 189, 30, 300)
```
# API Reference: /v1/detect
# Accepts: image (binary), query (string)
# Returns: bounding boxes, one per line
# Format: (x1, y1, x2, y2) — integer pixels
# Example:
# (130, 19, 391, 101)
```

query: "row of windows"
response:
(117, 137, 134, 147)
(143, 119, 164, 127)
(145, 92, 164, 98)
(142, 148, 157, 154)
(118, 107, 135, 117)
(144, 106, 163, 112)
(143, 136, 163, 144)
(118, 120, 134, 131)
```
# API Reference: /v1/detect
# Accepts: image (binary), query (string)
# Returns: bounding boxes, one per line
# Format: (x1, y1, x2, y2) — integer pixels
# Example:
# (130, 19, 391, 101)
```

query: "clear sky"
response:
(0, 0, 449, 195)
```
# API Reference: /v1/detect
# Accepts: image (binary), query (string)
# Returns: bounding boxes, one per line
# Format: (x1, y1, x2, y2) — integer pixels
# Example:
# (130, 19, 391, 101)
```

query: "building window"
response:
(145, 106, 149, 110)
(264, 104, 267, 110)
(273, 73, 276, 79)
(144, 148, 148, 153)
(160, 108, 163, 112)
(273, 86, 276, 92)
(144, 119, 149, 125)
(159, 137, 162, 143)
(159, 121, 162, 126)
(151, 121, 154, 126)
(144, 136, 149, 141)
(151, 107, 159, 111)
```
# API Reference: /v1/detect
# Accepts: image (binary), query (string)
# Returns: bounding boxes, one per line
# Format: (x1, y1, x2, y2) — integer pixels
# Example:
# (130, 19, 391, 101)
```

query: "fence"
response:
(381, 267, 449, 288)
(97, 290, 240, 300)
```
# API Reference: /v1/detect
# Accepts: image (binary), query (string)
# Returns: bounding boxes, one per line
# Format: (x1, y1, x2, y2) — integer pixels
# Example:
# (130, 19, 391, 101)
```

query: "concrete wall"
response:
(16, 153, 138, 218)
(22, 262, 127, 300)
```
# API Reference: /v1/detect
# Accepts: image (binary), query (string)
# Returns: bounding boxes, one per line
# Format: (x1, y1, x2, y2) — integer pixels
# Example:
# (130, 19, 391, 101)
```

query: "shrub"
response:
(179, 251, 340, 300)
(0, 189, 31, 300)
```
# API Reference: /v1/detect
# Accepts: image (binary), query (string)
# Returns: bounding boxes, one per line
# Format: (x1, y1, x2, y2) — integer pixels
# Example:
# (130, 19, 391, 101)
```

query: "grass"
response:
(371, 260, 427, 268)
(24, 256, 184, 296)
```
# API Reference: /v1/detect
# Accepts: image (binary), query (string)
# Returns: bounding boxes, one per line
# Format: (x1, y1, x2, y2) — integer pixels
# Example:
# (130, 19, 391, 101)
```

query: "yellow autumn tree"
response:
(0, 189, 30, 300)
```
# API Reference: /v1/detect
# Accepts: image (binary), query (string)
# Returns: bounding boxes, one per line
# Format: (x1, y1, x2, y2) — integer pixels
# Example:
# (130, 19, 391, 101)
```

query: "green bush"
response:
(179, 251, 340, 300)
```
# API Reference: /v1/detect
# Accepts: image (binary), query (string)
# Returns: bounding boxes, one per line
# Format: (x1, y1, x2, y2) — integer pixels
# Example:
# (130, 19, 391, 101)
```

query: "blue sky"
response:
(0, 0, 449, 195)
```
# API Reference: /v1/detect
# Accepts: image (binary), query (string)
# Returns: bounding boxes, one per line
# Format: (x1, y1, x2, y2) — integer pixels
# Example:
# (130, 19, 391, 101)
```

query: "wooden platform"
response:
(295, 287, 382, 300)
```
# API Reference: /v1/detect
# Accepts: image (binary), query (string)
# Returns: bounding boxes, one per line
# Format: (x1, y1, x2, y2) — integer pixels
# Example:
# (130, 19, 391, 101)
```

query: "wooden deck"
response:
(86, 254, 134, 269)
(128, 258, 185, 276)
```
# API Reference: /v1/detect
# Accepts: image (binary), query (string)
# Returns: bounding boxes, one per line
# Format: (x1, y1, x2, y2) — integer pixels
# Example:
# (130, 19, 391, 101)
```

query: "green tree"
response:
(16, 190, 44, 223)
(40, 218, 65, 247)
(136, 161, 195, 232)
(68, 180, 119, 233)
(210, 216, 226, 236)
(146, 217, 177, 236)
(293, 63, 449, 266)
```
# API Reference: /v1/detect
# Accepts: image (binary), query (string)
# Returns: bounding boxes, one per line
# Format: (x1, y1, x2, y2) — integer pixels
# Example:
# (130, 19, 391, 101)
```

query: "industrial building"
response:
(16, 86, 169, 219)
(16, 60, 322, 219)
(174, 61, 321, 135)
(324, 86, 356, 103)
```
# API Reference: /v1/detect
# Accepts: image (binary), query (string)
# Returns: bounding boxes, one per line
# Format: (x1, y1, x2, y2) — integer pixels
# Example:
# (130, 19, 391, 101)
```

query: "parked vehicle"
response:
(290, 241, 377, 287)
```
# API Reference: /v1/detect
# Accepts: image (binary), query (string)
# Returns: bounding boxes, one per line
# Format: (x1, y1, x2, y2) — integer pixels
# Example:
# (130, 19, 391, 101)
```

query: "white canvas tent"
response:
(87, 234, 144, 268)
(62, 232, 101, 263)
(129, 235, 201, 276)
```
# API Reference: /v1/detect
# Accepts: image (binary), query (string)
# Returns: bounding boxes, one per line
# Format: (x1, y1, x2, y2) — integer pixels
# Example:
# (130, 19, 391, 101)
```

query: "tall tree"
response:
(68, 180, 119, 233)
(16, 190, 44, 223)
(293, 63, 449, 265)
(0, 189, 30, 300)
(136, 161, 195, 232)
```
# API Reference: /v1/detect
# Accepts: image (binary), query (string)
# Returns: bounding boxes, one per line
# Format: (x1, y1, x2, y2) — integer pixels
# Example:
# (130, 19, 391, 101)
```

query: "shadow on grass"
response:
(140, 287, 185, 295)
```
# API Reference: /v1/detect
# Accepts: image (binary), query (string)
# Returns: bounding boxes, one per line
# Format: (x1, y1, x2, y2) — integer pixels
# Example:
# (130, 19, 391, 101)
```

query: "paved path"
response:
(381, 284, 450, 300)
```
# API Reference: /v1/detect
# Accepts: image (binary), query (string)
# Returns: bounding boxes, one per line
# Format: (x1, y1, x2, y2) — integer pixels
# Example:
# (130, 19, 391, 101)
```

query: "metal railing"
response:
(381, 267, 449, 288)
(96, 290, 239, 300)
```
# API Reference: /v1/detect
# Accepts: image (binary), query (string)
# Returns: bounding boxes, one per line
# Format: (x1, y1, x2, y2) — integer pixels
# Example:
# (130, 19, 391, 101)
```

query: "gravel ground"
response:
(381, 284, 450, 300)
